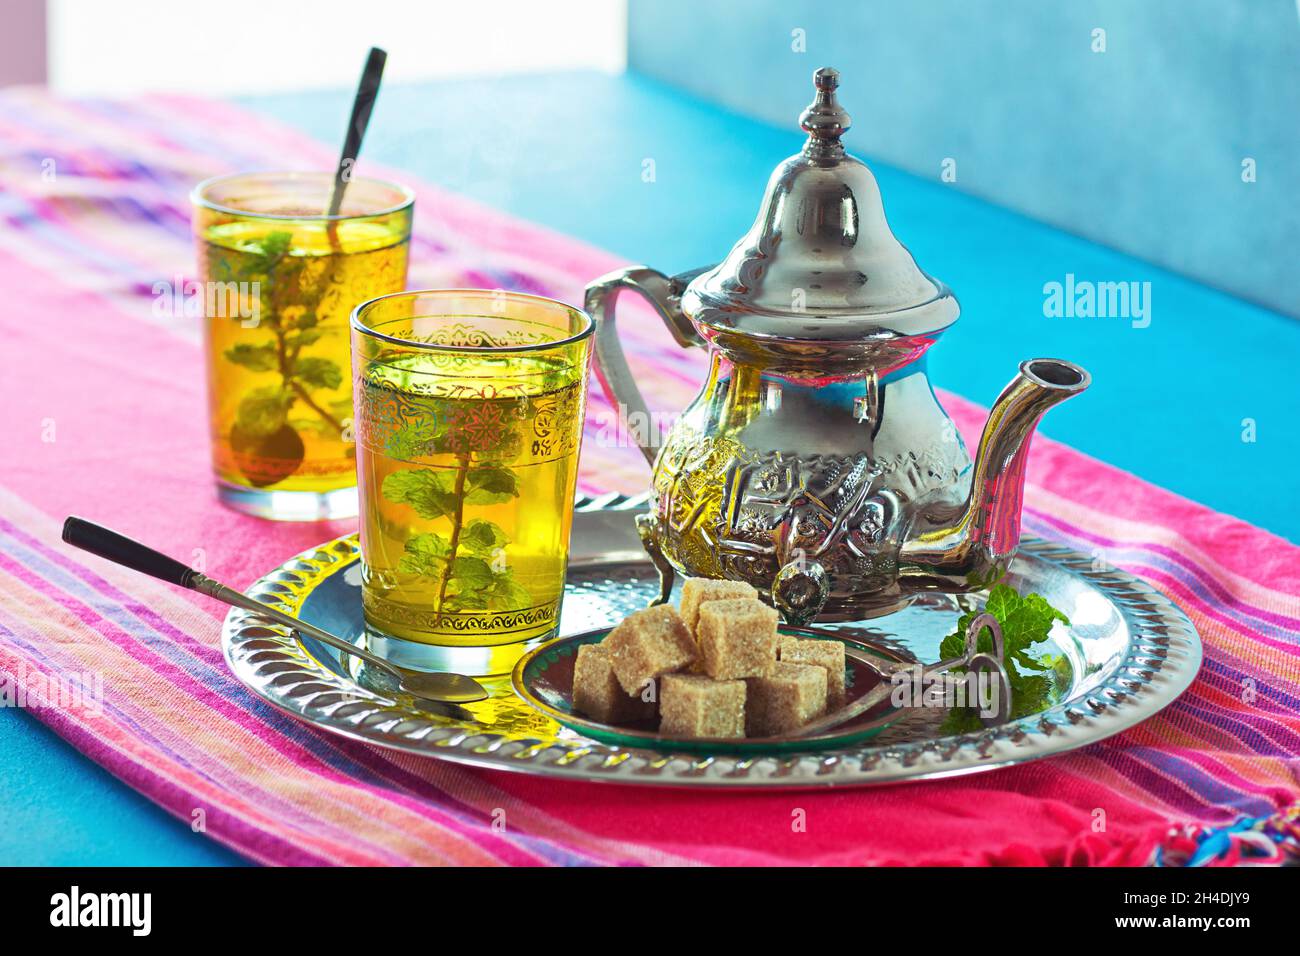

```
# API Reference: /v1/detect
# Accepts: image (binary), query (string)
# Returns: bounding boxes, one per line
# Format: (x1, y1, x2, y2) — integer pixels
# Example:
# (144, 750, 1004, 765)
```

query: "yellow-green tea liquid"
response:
(355, 350, 587, 665)
(199, 219, 408, 514)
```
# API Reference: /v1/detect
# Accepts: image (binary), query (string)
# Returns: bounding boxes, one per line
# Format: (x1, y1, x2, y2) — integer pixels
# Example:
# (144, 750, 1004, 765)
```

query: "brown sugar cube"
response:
(778, 635, 847, 705)
(696, 598, 779, 680)
(679, 577, 759, 637)
(604, 604, 696, 695)
(572, 644, 657, 724)
(745, 661, 827, 737)
(659, 674, 746, 739)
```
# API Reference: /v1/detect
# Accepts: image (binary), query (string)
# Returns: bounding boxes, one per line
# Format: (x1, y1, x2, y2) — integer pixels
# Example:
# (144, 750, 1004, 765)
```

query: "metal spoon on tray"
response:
(790, 614, 1012, 738)
(61, 517, 488, 707)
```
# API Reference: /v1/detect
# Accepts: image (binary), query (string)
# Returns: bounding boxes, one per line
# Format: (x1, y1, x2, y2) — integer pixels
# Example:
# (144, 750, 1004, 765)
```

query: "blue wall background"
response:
(628, 0, 1300, 318)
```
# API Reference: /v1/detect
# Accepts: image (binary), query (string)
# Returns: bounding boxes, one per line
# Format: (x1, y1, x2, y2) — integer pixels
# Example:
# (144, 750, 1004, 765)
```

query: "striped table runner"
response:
(0, 88, 1296, 865)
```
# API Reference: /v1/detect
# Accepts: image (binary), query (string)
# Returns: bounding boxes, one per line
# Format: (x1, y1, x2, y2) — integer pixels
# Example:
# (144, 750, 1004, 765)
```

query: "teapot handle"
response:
(583, 265, 708, 466)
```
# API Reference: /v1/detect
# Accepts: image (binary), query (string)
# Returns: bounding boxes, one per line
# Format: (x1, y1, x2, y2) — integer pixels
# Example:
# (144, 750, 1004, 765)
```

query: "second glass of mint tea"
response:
(351, 290, 594, 676)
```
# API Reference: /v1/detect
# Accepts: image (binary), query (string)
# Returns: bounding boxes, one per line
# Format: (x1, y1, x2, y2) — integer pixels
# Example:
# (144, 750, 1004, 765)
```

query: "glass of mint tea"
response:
(192, 172, 413, 520)
(351, 290, 594, 676)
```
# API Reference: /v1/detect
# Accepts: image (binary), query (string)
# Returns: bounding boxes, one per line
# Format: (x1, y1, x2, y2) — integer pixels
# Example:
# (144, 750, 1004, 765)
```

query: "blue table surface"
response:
(6, 72, 1297, 866)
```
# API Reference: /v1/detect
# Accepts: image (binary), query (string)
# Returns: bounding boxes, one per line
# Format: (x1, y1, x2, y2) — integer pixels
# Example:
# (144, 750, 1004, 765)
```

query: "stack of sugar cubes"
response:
(571, 578, 847, 739)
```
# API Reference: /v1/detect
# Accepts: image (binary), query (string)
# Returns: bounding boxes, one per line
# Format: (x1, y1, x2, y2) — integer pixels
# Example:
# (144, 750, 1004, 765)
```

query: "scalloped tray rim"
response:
(221, 529, 1202, 790)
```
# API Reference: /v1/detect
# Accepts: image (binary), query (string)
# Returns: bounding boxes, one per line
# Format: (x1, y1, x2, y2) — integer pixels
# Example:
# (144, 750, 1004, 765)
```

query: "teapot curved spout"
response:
(899, 359, 1090, 592)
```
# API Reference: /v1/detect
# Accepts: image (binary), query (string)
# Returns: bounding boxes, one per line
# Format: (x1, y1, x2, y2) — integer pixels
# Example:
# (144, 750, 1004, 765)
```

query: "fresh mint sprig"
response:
(938, 582, 1071, 733)
(214, 230, 348, 480)
(381, 427, 532, 616)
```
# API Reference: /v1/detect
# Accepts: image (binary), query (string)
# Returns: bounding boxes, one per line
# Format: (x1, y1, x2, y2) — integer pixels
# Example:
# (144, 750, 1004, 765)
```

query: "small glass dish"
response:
(511, 626, 909, 755)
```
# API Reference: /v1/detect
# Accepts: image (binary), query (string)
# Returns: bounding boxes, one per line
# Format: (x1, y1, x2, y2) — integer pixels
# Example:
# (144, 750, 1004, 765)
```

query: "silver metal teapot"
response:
(584, 67, 1089, 625)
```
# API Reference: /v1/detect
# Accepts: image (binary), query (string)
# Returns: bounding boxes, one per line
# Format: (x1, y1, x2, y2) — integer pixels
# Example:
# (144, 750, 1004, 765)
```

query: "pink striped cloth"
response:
(0, 88, 1297, 866)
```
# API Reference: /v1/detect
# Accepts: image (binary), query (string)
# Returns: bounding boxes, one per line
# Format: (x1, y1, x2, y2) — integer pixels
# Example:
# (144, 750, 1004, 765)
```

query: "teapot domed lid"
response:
(682, 68, 959, 346)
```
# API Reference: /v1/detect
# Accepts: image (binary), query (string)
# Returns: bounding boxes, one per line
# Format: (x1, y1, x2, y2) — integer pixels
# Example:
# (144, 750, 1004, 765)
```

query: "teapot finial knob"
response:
(800, 67, 851, 159)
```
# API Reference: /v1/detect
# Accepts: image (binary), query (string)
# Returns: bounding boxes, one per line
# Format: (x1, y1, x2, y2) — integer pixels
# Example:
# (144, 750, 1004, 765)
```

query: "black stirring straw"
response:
(326, 46, 388, 218)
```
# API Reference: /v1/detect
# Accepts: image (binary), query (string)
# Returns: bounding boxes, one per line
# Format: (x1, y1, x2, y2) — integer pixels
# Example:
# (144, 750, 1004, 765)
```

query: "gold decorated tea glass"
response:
(193, 172, 414, 521)
(351, 290, 594, 676)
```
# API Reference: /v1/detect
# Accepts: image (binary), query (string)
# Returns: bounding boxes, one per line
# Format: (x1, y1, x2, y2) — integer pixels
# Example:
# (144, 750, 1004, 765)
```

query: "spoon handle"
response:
(327, 46, 387, 217)
(62, 517, 397, 673)
(62, 517, 200, 588)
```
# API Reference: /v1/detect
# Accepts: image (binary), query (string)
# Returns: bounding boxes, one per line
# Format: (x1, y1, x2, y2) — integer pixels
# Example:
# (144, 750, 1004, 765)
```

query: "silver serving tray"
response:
(221, 495, 1201, 789)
